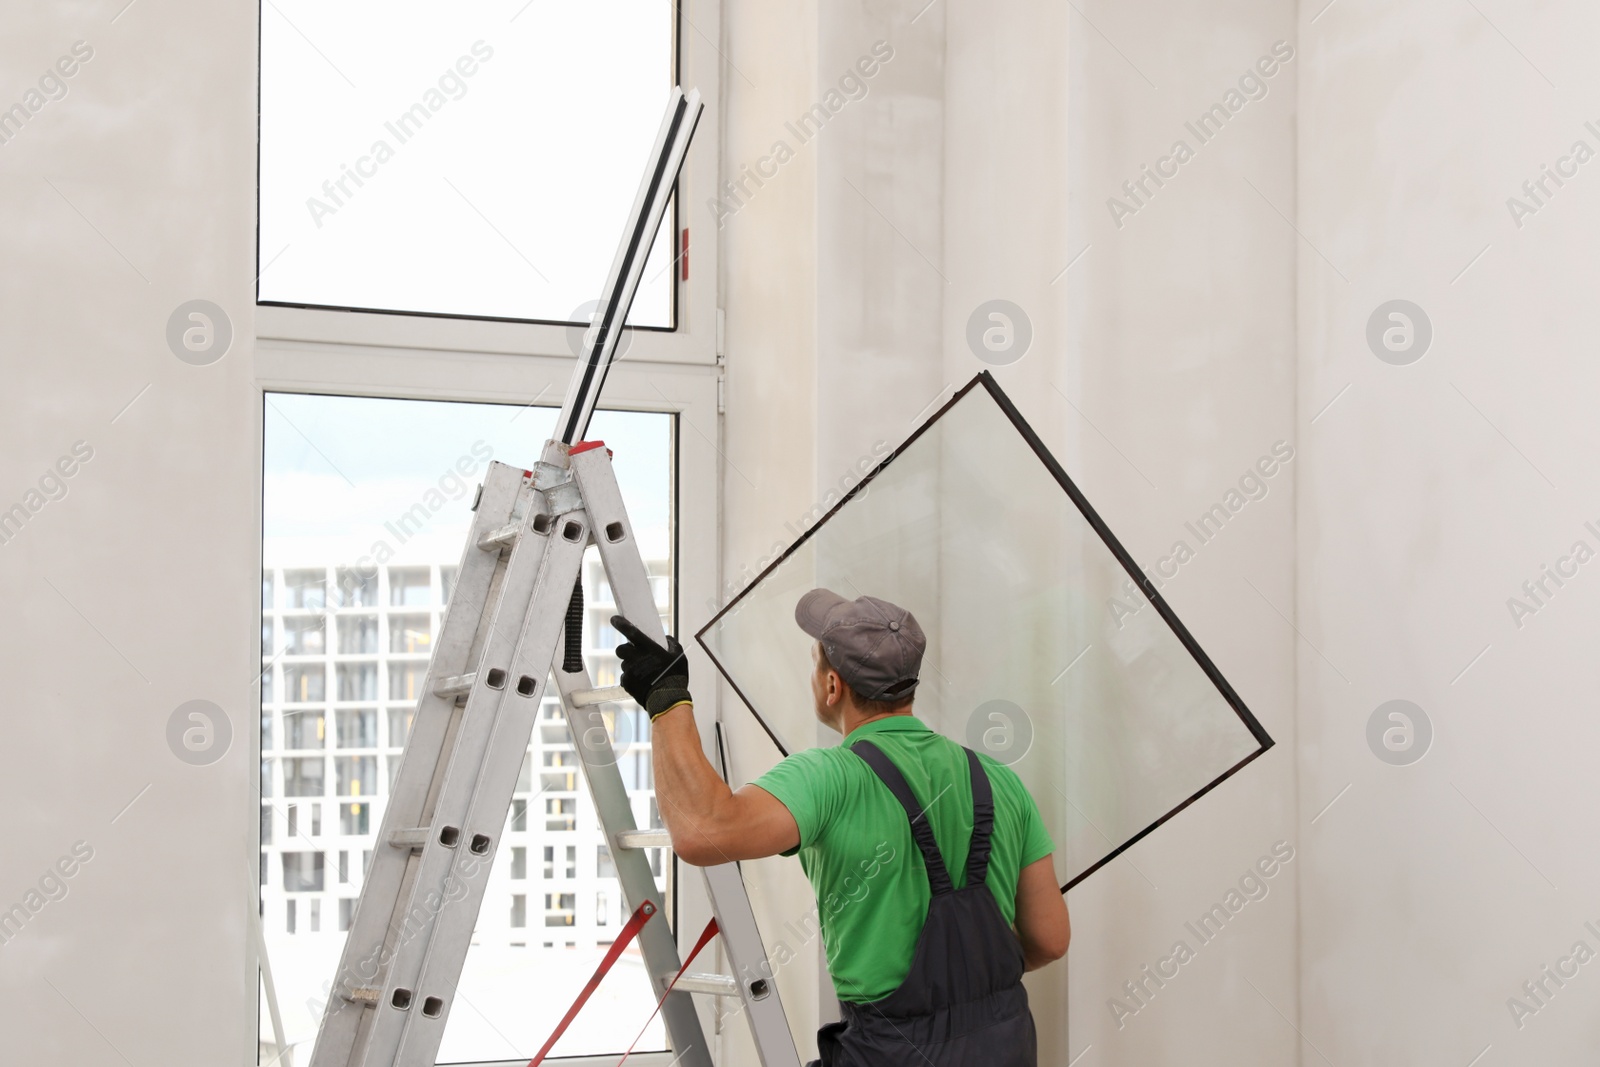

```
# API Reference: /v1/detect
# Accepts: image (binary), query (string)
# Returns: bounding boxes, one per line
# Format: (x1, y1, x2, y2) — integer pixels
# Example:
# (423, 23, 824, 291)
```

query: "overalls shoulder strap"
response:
(850, 739, 955, 896)
(962, 747, 996, 890)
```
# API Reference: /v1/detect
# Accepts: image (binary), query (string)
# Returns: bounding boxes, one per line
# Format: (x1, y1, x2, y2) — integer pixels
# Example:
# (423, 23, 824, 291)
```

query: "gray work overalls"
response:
(809, 740, 1038, 1067)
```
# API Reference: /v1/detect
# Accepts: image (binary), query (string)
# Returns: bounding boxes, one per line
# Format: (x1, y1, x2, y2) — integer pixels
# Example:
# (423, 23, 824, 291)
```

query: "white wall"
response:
(0, 2, 261, 1064)
(1300, 2, 1600, 1061)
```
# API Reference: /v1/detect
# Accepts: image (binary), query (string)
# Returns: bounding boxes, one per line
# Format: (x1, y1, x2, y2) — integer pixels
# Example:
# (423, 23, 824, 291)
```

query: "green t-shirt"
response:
(752, 715, 1055, 1002)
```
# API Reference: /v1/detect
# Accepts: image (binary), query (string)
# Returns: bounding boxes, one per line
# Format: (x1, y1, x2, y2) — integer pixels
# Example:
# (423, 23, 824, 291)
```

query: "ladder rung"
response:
(435, 673, 475, 698)
(477, 523, 521, 550)
(616, 829, 672, 850)
(571, 685, 630, 707)
(388, 827, 429, 849)
(343, 987, 382, 1005)
(671, 973, 739, 997)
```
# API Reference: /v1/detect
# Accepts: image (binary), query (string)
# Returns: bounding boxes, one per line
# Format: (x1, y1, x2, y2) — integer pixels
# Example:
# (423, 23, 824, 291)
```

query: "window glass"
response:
(337, 662, 379, 702)
(386, 662, 426, 704)
(336, 756, 378, 797)
(388, 567, 430, 607)
(285, 569, 325, 610)
(335, 567, 379, 608)
(257, 0, 676, 327)
(336, 709, 378, 749)
(699, 375, 1271, 891)
(337, 616, 378, 654)
(340, 802, 370, 837)
(283, 758, 326, 798)
(388, 613, 432, 654)
(282, 852, 326, 893)
(386, 707, 413, 750)
(262, 394, 672, 1062)
(282, 664, 325, 703)
(283, 711, 325, 751)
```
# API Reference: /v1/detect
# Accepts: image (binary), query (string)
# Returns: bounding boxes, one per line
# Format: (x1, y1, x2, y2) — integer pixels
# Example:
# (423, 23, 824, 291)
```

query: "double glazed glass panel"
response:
(699, 375, 1271, 889)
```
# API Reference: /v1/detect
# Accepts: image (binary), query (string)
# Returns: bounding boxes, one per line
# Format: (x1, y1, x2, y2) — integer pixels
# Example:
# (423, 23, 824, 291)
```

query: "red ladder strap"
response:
(527, 899, 659, 1067)
(616, 918, 720, 1066)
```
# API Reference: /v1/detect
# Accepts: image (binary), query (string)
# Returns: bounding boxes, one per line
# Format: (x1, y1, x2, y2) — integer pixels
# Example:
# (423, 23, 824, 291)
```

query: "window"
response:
(283, 758, 325, 798)
(388, 568, 430, 607)
(337, 662, 379, 702)
(699, 374, 1274, 892)
(337, 756, 378, 797)
(387, 707, 413, 749)
(340, 803, 369, 836)
(542, 750, 577, 793)
(263, 394, 679, 1062)
(335, 567, 379, 608)
(283, 616, 325, 655)
(546, 798, 576, 833)
(285, 569, 325, 609)
(544, 893, 576, 928)
(389, 613, 431, 654)
(258, 1, 677, 327)
(282, 852, 325, 892)
(283, 711, 325, 750)
(282, 664, 326, 703)
(338, 615, 378, 654)
(337, 709, 378, 748)
(387, 662, 426, 703)
(510, 895, 527, 929)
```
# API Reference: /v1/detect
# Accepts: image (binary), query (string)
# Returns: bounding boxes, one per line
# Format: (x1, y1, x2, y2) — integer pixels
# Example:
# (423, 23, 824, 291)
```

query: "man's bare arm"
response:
(650, 702, 800, 866)
(1014, 854, 1070, 971)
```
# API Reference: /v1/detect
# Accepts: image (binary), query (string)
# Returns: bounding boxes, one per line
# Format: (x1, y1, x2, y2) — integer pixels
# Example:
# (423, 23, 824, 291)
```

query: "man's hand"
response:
(611, 615, 693, 718)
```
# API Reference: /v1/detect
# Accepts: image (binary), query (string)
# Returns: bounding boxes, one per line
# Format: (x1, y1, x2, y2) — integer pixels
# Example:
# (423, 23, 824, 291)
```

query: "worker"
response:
(611, 588, 1069, 1067)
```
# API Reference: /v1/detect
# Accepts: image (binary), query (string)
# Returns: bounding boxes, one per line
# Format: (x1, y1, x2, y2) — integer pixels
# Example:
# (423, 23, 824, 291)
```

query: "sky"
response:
(263, 393, 673, 568)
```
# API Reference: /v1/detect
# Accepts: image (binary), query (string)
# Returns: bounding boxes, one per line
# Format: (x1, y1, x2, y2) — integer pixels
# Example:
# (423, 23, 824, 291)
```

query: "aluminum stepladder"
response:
(305, 87, 801, 1067)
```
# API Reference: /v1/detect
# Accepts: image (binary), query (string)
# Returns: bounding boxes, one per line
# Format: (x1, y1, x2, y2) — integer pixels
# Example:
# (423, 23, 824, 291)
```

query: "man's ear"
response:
(825, 669, 846, 707)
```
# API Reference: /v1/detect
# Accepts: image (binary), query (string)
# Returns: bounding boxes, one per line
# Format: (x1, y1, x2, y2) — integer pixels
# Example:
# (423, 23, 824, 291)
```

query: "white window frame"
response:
(254, 0, 722, 370)
(250, 5, 725, 1059)
(252, 344, 724, 1067)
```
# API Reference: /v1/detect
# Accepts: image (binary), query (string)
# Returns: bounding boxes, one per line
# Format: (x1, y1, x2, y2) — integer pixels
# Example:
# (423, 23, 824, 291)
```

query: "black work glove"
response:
(611, 615, 692, 718)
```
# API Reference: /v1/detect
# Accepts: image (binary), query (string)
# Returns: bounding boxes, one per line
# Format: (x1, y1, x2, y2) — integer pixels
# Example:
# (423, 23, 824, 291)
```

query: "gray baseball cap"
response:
(795, 588, 926, 701)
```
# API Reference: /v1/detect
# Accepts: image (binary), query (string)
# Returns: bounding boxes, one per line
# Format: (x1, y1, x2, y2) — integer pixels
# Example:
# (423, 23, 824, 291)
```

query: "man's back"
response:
(754, 715, 1055, 1002)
